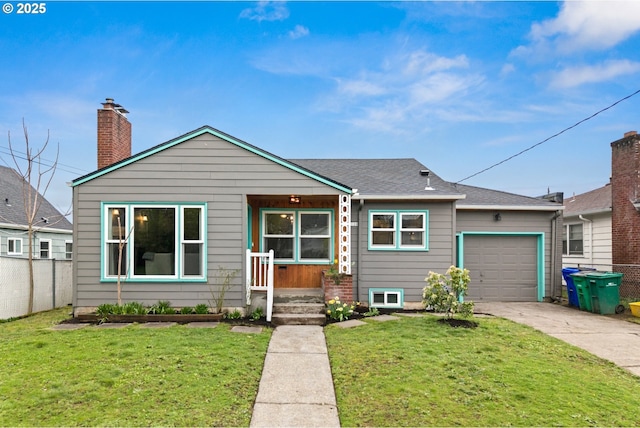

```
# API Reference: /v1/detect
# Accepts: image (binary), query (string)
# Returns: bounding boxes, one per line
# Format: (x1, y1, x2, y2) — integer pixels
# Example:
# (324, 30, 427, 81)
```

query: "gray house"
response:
(71, 99, 563, 316)
(0, 165, 72, 260)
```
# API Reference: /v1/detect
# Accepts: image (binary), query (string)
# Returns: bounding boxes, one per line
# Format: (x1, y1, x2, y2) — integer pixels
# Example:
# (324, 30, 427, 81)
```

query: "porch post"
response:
(339, 194, 351, 274)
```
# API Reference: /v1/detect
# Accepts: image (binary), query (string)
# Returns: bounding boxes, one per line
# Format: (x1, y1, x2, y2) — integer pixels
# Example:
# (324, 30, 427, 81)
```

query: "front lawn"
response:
(0, 308, 271, 427)
(326, 314, 640, 427)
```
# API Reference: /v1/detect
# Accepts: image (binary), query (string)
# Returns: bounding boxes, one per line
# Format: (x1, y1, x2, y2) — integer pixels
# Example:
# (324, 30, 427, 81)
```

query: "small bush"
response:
(225, 309, 242, 320)
(249, 307, 264, 321)
(123, 302, 147, 315)
(362, 307, 380, 317)
(422, 266, 474, 319)
(149, 301, 175, 315)
(194, 303, 210, 314)
(180, 306, 194, 315)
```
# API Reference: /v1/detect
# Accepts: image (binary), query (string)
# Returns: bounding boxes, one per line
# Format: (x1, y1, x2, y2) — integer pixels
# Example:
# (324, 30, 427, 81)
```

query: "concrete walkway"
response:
(250, 325, 340, 428)
(475, 302, 640, 377)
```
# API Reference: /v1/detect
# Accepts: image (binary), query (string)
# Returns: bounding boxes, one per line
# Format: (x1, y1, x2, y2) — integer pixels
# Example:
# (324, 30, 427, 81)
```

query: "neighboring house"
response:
(0, 165, 73, 260)
(559, 130, 640, 299)
(71, 99, 563, 315)
(561, 184, 612, 270)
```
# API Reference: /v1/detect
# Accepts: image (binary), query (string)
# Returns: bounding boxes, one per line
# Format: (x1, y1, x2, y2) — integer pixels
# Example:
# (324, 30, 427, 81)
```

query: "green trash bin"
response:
(585, 272, 625, 315)
(571, 272, 593, 312)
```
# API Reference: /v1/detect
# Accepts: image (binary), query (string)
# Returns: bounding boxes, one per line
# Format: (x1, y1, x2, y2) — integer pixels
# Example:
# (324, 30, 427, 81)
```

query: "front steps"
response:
(271, 288, 326, 326)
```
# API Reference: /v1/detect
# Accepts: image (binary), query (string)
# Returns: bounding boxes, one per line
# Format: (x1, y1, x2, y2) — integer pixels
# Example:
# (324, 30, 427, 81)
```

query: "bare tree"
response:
(114, 213, 133, 306)
(7, 120, 59, 314)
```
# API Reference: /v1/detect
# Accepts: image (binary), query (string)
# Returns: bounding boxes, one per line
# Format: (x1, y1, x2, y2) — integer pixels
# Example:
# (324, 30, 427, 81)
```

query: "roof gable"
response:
(72, 126, 352, 193)
(0, 165, 72, 230)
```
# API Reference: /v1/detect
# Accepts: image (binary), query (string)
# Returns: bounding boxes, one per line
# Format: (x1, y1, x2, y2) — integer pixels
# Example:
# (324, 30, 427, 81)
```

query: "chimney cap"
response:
(101, 98, 129, 115)
(624, 130, 637, 138)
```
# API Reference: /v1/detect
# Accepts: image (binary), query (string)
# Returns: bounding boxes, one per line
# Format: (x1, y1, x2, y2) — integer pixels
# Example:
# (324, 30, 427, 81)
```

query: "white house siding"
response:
(72, 132, 344, 313)
(456, 210, 560, 301)
(1, 229, 72, 260)
(351, 201, 457, 305)
(562, 212, 612, 270)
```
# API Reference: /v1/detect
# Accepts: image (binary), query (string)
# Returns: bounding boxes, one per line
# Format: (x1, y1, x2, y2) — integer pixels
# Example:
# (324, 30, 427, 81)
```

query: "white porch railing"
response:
(245, 249, 274, 322)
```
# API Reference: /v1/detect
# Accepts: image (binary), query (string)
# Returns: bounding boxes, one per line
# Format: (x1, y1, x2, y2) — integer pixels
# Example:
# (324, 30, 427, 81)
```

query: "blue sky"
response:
(1, 1, 639, 215)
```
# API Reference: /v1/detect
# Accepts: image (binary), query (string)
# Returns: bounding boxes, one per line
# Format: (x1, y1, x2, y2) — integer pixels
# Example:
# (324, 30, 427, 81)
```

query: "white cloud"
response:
(336, 79, 387, 97)
(500, 63, 516, 77)
(549, 60, 640, 88)
(324, 49, 483, 133)
(288, 25, 309, 40)
(239, 1, 289, 22)
(528, 1, 640, 53)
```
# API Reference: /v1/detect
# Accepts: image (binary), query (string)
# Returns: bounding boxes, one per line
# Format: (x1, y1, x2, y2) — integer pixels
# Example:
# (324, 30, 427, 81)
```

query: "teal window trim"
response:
(259, 208, 334, 264)
(369, 288, 404, 309)
(100, 202, 208, 283)
(368, 210, 429, 251)
(456, 231, 545, 302)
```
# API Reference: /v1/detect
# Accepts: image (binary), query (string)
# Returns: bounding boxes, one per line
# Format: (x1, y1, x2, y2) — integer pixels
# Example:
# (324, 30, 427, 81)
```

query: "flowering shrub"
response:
(422, 266, 474, 319)
(326, 296, 357, 322)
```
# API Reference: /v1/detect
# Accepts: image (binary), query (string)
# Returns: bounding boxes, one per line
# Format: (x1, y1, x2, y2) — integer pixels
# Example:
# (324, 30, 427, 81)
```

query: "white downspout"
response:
(579, 215, 593, 266)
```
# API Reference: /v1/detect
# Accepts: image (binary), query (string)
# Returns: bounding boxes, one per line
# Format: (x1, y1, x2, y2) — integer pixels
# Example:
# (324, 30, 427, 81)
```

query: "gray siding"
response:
(457, 209, 561, 300)
(73, 133, 343, 312)
(352, 201, 457, 304)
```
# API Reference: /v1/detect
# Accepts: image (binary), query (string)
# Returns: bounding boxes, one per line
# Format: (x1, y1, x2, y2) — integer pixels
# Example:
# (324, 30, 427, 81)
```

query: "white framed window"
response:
(299, 212, 331, 262)
(8, 237, 22, 255)
(563, 224, 583, 256)
(65, 241, 73, 260)
(369, 210, 429, 251)
(102, 203, 206, 281)
(263, 211, 295, 261)
(181, 206, 204, 277)
(369, 288, 404, 309)
(39, 239, 51, 259)
(261, 209, 333, 263)
(370, 212, 396, 248)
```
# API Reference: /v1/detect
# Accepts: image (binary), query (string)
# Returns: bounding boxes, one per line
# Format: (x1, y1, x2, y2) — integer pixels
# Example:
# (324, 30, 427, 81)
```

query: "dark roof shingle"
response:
(289, 158, 463, 198)
(563, 184, 611, 216)
(0, 165, 72, 230)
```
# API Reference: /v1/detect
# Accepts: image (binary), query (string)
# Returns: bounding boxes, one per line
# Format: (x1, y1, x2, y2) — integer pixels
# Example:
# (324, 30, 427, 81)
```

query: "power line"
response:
(455, 88, 640, 184)
(0, 147, 90, 176)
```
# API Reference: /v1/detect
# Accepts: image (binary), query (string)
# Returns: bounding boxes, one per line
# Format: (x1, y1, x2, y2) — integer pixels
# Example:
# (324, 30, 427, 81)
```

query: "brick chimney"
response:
(97, 98, 131, 169)
(611, 130, 640, 265)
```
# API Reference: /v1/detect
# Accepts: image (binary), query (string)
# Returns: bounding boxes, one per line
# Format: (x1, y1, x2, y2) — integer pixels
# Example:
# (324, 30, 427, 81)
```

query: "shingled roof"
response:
(0, 165, 72, 230)
(453, 183, 562, 210)
(563, 184, 611, 216)
(289, 158, 463, 199)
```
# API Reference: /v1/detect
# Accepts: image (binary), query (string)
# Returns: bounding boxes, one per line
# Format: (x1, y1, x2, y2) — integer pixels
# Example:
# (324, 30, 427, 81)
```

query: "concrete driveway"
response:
(474, 302, 640, 377)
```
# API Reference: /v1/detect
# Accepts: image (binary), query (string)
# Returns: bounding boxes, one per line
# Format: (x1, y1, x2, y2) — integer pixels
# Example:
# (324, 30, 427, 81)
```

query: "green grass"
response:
(326, 315, 640, 427)
(0, 308, 271, 427)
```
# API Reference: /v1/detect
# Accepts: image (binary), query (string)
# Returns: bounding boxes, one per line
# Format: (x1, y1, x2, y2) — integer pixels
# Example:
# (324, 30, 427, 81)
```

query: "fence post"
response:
(52, 258, 56, 308)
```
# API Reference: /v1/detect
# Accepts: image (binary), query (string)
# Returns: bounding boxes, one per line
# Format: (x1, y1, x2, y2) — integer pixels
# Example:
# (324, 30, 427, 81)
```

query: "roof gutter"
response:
(565, 207, 611, 217)
(352, 194, 466, 201)
(456, 204, 564, 212)
(0, 222, 73, 234)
